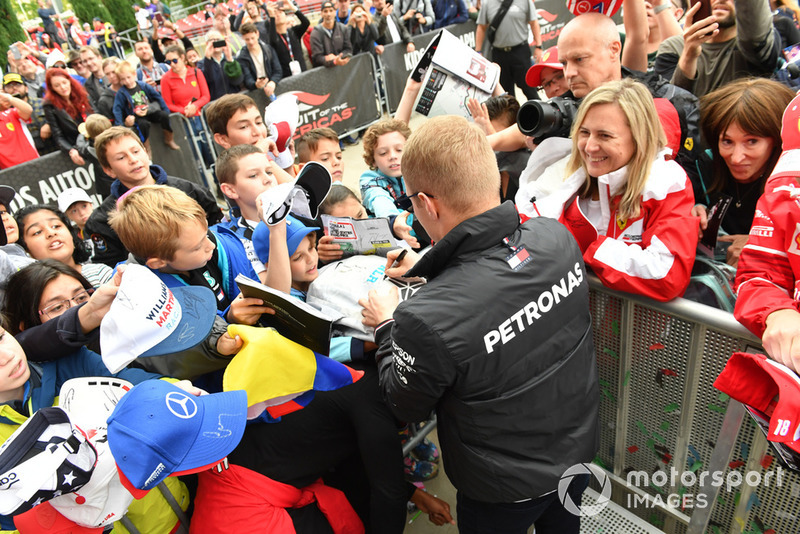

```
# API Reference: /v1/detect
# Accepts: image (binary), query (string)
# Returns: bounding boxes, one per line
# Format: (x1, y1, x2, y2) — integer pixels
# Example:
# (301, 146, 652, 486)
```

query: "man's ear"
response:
(214, 132, 232, 149)
(145, 257, 167, 270)
(608, 40, 622, 60)
(219, 182, 238, 200)
(418, 192, 439, 220)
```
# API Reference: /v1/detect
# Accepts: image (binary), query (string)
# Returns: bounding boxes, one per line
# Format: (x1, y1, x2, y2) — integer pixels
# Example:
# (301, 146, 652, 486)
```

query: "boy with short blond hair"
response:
(84, 126, 222, 267)
(109, 185, 269, 326)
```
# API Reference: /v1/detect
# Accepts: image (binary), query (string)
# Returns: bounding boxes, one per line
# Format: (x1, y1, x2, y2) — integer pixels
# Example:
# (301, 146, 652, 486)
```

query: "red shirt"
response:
(0, 107, 39, 169)
(159, 67, 210, 117)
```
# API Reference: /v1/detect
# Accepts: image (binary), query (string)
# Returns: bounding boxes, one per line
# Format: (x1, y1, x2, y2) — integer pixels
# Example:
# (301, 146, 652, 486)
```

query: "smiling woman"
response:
(14, 205, 113, 288)
(695, 78, 796, 266)
(527, 79, 697, 301)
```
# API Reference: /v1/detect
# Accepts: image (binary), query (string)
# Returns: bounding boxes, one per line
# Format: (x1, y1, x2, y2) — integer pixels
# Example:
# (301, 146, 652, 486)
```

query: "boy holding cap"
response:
(108, 184, 273, 328)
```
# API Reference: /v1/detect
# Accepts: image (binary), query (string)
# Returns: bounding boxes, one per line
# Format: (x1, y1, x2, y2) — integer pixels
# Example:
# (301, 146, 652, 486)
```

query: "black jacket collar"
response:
(408, 201, 518, 280)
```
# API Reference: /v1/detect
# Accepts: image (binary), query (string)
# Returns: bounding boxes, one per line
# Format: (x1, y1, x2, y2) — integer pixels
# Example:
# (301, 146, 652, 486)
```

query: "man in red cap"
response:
(524, 46, 568, 99)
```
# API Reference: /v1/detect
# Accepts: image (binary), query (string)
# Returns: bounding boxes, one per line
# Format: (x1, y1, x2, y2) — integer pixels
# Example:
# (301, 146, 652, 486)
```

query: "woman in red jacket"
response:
(527, 78, 697, 301)
(159, 44, 213, 165)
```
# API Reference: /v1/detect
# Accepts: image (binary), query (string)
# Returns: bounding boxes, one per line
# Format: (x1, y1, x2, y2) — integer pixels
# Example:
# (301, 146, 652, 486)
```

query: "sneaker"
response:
(412, 437, 440, 464)
(404, 456, 439, 482)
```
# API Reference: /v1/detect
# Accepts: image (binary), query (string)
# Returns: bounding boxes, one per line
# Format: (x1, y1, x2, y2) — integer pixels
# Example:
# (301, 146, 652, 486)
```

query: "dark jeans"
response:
(493, 42, 540, 101)
(456, 474, 589, 534)
(134, 109, 172, 141)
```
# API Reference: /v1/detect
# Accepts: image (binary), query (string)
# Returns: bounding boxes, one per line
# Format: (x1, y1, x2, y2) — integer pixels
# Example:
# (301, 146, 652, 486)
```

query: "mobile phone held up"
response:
(213, 39, 226, 48)
(690, 0, 712, 21)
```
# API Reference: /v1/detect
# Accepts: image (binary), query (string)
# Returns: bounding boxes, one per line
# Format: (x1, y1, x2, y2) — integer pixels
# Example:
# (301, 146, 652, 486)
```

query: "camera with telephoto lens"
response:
(516, 96, 579, 143)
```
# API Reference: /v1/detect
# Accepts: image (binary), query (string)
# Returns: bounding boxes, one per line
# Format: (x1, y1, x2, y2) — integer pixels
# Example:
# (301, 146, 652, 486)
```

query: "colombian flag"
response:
(223, 325, 364, 420)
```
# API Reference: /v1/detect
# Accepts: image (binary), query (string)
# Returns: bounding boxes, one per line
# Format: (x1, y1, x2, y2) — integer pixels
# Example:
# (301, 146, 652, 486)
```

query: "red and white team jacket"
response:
(527, 152, 697, 302)
(735, 151, 800, 336)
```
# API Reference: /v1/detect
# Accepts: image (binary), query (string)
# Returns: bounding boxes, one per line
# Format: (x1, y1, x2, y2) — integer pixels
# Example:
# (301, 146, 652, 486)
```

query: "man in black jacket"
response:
(360, 116, 599, 534)
(237, 22, 283, 95)
(84, 127, 222, 267)
(372, 0, 416, 53)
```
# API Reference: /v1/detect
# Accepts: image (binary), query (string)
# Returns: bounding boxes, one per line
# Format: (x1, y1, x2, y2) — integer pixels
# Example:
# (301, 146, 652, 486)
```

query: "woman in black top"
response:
(42, 68, 95, 166)
(348, 4, 379, 55)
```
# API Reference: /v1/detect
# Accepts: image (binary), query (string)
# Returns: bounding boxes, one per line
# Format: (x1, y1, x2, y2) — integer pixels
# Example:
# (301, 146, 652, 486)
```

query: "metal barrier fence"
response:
(586, 275, 799, 534)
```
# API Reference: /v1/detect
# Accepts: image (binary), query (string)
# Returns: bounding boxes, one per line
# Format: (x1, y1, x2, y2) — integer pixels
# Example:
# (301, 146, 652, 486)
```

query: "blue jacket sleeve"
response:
(362, 186, 402, 218)
(112, 89, 128, 125)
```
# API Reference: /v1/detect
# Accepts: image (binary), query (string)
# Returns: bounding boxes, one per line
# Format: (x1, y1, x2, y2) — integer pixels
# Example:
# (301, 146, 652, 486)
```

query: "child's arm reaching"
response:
(265, 219, 291, 293)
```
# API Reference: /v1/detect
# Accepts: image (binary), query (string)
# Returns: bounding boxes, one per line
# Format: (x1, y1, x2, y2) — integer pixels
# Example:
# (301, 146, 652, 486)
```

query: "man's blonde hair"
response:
(108, 185, 207, 261)
(566, 78, 666, 221)
(95, 126, 146, 168)
(402, 116, 499, 213)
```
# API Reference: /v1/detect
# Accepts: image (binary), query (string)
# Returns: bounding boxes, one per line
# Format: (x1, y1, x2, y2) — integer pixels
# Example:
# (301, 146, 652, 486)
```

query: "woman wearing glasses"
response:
(159, 44, 214, 166)
(14, 204, 112, 288)
(3, 259, 95, 335)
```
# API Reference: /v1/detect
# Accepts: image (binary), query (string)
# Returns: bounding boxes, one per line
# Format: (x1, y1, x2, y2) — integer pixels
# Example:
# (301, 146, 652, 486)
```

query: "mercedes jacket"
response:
(374, 201, 599, 503)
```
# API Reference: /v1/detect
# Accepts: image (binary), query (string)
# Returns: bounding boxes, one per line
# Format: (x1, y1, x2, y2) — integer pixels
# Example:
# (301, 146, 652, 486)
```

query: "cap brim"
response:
(0, 186, 16, 210)
(138, 286, 217, 359)
(176, 389, 247, 472)
(525, 63, 562, 88)
(116, 466, 150, 500)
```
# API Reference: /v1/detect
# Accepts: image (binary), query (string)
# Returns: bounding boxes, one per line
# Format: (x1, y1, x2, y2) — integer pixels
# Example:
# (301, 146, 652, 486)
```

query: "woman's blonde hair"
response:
(566, 78, 665, 221)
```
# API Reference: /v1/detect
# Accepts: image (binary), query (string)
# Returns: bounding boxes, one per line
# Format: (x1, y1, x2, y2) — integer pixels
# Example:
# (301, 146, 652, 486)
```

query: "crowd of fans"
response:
(0, 0, 480, 171)
(2, 0, 800, 531)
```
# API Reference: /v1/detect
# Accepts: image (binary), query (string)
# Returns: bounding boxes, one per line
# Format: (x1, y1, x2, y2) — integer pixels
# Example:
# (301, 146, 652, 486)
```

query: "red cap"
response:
(525, 46, 562, 88)
(714, 352, 800, 452)
(14, 502, 103, 534)
(782, 92, 800, 151)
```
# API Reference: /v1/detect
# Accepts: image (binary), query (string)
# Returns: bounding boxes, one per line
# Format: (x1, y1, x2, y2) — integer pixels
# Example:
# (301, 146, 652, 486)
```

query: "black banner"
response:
(0, 152, 102, 212)
(267, 52, 383, 138)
